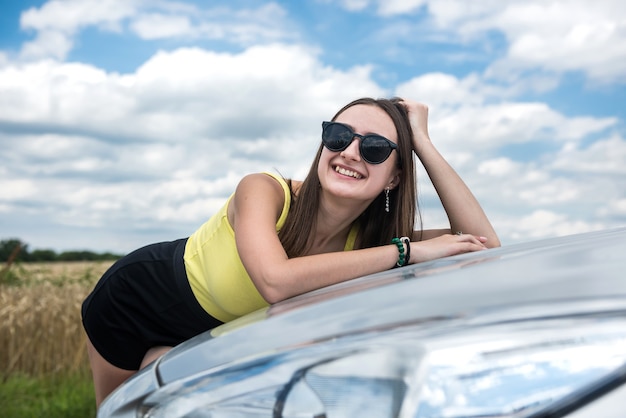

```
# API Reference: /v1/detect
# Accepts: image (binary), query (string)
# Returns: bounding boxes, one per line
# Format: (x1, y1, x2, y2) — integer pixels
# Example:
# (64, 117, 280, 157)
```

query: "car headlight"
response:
(137, 299, 626, 418)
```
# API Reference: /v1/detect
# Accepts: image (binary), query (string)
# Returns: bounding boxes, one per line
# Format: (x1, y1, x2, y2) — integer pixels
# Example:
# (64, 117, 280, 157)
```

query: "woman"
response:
(82, 97, 500, 407)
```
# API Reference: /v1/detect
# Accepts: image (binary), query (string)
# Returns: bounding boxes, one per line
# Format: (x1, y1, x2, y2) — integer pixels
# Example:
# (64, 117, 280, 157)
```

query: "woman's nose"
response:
(340, 137, 361, 161)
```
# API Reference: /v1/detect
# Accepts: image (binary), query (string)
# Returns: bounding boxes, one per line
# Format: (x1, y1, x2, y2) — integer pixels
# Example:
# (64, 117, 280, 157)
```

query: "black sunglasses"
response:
(321, 121, 399, 165)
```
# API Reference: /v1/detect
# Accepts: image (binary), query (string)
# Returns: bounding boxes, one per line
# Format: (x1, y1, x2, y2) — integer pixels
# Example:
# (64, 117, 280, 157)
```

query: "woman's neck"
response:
(308, 192, 365, 254)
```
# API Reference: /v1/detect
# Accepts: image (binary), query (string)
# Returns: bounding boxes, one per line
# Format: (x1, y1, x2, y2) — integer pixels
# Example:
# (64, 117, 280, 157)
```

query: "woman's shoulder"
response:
(237, 172, 283, 194)
(238, 172, 302, 195)
(237, 172, 285, 190)
(229, 173, 289, 227)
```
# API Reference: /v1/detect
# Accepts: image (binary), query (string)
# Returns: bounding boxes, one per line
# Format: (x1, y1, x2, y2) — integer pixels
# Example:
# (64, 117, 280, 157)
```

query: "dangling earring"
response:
(385, 187, 390, 213)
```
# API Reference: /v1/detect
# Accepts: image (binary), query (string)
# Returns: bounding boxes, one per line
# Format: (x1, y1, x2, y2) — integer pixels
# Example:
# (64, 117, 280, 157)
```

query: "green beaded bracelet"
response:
(402, 236, 411, 265)
(391, 237, 407, 267)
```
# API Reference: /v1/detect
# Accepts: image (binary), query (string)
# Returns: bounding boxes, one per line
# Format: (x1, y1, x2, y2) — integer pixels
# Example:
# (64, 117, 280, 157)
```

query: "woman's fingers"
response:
(410, 234, 489, 263)
(455, 233, 488, 249)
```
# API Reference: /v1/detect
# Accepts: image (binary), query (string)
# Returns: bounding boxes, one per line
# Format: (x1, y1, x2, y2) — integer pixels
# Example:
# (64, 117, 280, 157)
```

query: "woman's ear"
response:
(389, 171, 401, 190)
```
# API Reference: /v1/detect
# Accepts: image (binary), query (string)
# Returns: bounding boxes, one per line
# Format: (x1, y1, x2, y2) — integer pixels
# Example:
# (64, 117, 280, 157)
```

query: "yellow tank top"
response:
(184, 172, 359, 322)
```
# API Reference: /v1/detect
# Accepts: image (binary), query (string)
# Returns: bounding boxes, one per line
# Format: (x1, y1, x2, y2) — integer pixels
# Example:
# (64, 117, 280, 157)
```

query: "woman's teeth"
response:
(335, 166, 362, 179)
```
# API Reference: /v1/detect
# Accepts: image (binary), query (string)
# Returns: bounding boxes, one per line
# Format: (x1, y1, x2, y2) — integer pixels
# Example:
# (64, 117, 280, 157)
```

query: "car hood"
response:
(156, 227, 626, 384)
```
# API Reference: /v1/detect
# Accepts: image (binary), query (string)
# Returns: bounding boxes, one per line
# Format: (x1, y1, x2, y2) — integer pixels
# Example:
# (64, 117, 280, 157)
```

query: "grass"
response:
(1, 260, 115, 418)
(0, 373, 96, 418)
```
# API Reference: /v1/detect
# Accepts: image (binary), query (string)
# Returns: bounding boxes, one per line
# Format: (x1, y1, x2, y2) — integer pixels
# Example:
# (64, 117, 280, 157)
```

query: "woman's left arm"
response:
(402, 99, 501, 248)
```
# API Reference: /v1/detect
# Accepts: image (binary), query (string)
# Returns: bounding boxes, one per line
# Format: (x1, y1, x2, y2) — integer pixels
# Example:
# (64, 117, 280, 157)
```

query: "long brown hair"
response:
(279, 97, 421, 257)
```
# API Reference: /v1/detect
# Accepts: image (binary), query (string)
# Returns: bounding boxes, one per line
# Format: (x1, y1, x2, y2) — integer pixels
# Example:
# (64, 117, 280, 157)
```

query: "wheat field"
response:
(0, 261, 114, 379)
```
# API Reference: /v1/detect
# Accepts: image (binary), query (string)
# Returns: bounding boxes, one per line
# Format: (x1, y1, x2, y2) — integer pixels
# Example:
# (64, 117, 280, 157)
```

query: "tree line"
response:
(0, 238, 123, 263)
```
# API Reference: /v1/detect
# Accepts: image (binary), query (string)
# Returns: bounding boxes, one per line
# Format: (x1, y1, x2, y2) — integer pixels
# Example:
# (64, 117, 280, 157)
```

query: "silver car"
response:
(99, 227, 626, 418)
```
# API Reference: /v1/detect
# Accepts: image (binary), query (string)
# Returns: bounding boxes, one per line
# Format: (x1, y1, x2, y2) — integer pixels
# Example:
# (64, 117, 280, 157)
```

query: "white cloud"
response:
(130, 3, 293, 44)
(0, 43, 386, 251)
(397, 72, 617, 159)
(459, 132, 626, 243)
(337, 0, 372, 12)
(395, 73, 486, 107)
(130, 13, 193, 39)
(505, 210, 606, 241)
(477, 157, 519, 177)
(486, 1, 626, 84)
(497, 2, 624, 84)
(20, 0, 137, 33)
(17, 1, 295, 60)
(397, 71, 624, 244)
(377, 0, 428, 16)
(1, 44, 384, 146)
(350, 0, 626, 84)
(0, 179, 38, 201)
(0, 60, 136, 134)
(551, 135, 626, 175)
(598, 199, 626, 218)
(19, 0, 139, 60)
(518, 179, 581, 205)
(19, 30, 75, 61)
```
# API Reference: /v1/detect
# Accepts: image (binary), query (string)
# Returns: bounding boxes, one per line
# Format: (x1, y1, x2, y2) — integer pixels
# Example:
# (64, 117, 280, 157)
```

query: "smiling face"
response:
(318, 104, 401, 204)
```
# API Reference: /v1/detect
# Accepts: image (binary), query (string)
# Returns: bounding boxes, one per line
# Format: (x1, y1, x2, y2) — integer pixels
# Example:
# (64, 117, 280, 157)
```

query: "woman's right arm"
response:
(230, 173, 400, 303)
(231, 174, 488, 303)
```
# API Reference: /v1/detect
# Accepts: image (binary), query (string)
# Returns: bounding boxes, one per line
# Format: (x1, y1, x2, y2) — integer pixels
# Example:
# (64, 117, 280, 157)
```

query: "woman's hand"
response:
(409, 234, 488, 264)
(401, 98, 432, 156)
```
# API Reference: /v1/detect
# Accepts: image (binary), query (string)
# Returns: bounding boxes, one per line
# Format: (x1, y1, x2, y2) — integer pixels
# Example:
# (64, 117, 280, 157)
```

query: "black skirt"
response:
(81, 238, 223, 370)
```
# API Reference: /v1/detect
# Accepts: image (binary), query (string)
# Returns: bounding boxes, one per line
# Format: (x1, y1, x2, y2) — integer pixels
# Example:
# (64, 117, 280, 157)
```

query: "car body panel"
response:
(98, 227, 626, 417)
(158, 227, 626, 383)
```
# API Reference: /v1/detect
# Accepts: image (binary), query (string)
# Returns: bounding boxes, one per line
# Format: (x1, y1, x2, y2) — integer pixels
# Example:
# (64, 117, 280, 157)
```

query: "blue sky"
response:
(0, 0, 625, 253)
